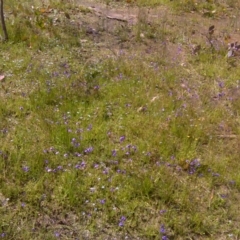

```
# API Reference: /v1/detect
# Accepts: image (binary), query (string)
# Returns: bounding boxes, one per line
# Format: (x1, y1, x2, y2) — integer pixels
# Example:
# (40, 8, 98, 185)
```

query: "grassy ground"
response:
(1, 0, 240, 239)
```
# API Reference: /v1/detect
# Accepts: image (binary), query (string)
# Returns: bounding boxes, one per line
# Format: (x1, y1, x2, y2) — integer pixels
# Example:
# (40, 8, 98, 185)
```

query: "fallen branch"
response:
(216, 135, 237, 139)
(106, 15, 128, 22)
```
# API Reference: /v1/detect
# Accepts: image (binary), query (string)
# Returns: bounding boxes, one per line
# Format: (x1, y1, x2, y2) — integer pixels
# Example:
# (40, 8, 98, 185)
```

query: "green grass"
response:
(0, 0, 240, 239)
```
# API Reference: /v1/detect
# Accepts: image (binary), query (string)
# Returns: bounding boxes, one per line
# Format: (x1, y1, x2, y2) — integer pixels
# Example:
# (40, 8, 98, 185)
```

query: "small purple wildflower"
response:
(74, 152, 81, 157)
(103, 168, 109, 174)
(57, 166, 63, 171)
(0, 233, 6, 238)
(218, 81, 224, 88)
(22, 166, 30, 172)
(54, 232, 60, 237)
(160, 209, 167, 215)
(52, 71, 59, 77)
(119, 216, 126, 227)
(160, 224, 166, 234)
(100, 199, 105, 204)
(76, 128, 83, 133)
(218, 92, 225, 98)
(72, 141, 80, 148)
(94, 164, 99, 169)
(112, 150, 117, 157)
(212, 172, 220, 177)
(118, 73, 123, 80)
(126, 144, 131, 149)
(84, 147, 93, 154)
(189, 159, 201, 174)
(177, 45, 182, 54)
(132, 145, 137, 152)
(75, 161, 86, 169)
(119, 136, 125, 142)
(162, 236, 169, 240)
(50, 147, 56, 152)
(21, 202, 26, 207)
(87, 124, 92, 131)
(220, 194, 227, 199)
(1, 128, 8, 134)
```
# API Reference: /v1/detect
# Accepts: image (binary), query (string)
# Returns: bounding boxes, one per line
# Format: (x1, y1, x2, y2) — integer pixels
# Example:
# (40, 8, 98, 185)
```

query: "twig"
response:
(106, 15, 128, 22)
(216, 135, 237, 139)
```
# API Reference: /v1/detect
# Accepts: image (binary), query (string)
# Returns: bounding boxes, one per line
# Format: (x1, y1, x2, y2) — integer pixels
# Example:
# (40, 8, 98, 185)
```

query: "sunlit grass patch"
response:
(1, 0, 240, 239)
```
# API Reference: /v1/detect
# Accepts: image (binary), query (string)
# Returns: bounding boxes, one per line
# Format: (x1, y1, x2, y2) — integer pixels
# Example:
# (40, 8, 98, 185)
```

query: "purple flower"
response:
(220, 194, 227, 199)
(119, 136, 125, 142)
(100, 199, 105, 204)
(118, 73, 123, 80)
(132, 145, 137, 152)
(103, 168, 109, 174)
(112, 150, 117, 157)
(188, 158, 201, 174)
(160, 209, 167, 215)
(162, 236, 169, 240)
(84, 147, 93, 154)
(57, 166, 63, 171)
(0, 233, 6, 238)
(177, 45, 182, 54)
(218, 82, 224, 88)
(22, 166, 30, 172)
(160, 224, 166, 234)
(119, 216, 126, 227)
(72, 140, 80, 148)
(94, 164, 99, 169)
(74, 152, 81, 157)
(49, 147, 55, 152)
(21, 202, 26, 207)
(75, 161, 86, 169)
(1, 128, 8, 134)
